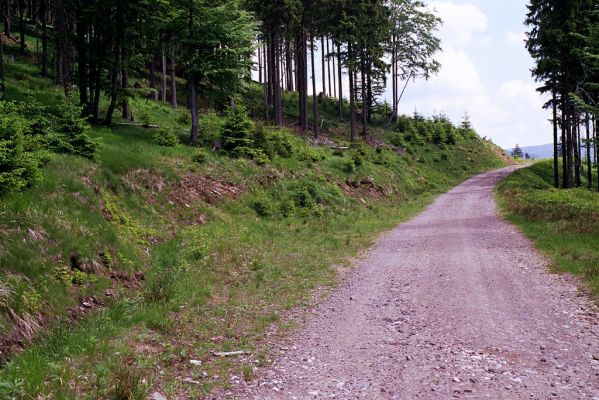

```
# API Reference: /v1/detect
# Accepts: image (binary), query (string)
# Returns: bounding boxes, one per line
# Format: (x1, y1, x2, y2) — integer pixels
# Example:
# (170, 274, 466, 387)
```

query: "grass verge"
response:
(496, 161, 599, 296)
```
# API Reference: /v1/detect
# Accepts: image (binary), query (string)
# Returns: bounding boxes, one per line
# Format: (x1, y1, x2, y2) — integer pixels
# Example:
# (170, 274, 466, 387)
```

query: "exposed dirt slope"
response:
(231, 166, 599, 399)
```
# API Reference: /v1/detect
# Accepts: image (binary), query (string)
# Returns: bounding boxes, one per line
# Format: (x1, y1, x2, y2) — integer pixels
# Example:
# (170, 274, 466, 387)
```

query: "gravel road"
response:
(231, 166, 599, 399)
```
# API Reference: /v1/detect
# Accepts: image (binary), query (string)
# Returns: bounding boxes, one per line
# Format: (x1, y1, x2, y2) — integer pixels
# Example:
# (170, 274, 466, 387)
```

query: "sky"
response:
(390, 0, 551, 148)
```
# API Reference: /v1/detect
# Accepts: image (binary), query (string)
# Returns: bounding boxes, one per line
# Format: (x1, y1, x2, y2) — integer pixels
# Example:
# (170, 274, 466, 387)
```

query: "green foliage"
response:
(153, 127, 179, 147)
(192, 148, 209, 164)
(48, 94, 98, 159)
(221, 104, 254, 152)
(0, 100, 45, 195)
(497, 161, 599, 294)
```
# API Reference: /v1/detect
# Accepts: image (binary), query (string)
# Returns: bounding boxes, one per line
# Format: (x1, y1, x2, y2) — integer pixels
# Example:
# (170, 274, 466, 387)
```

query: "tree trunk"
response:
(55, 0, 70, 94)
(3, 0, 11, 37)
(348, 42, 356, 142)
(122, 66, 132, 120)
(552, 89, 559, 188)
(161, 47, 167, 102)
(360, 50, 367, 137)
(170, 48, 178, 109)
(189, 80, 199, 145)
(296, 30, 307, 131)
(76, 15, 88, 108)
(586, 112, 592, 189)
(310, 29, 318, 137)
(331, 40, 336, 98)
(285, 40, 293, 91)
(149, 54, 158, 100)
(320, 36, 326, 96)
(18, 0, 25, 53)
(273, 30, 283, 126)
(103, 0, 123, 125)
(40, 0, 47, 77)
(0, 34, 5, 96)
(574, 114, 581, 187)
(337, 42, 343, 122)
(326, 37, 332, 97)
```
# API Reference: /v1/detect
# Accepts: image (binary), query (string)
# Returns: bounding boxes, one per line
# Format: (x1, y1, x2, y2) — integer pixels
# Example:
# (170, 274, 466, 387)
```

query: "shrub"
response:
(221, 104, 254, 152)
(48, 93, 98, 159)
(0, 100, 45, 195)
(252, 195, 275, 217)
(234, 146, 269, 165)
(153, 127, 179, 147)
(253, 124, 295, 159)
(199, 110, 224, 146)
(343, 158, 356, 173)
(192, 148, 209, 164)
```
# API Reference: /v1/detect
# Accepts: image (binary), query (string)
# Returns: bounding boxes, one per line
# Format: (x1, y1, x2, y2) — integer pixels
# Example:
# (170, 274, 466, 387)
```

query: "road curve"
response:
(231, 166, 599, 399)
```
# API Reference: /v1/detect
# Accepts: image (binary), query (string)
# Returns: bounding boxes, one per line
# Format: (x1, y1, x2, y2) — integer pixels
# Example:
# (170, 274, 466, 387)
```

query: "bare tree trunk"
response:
(296, 30, 307, 130)
(103, 0, 123, 125)
(574, 114, 581, 187)
(40, 0, 48, 77)
(326, 37, 332, 97)
(149, 54, 158, 100)
(586, 112, 592, 189)
(189, 80, 199, 145)
(161, 46, 167, 102)
(331, 39, 336, 98)
(348, 42, 356, 142)
(0, 33, 5, 96)
(561, 100, 568, 188)
(55, 0, 70, 94)
(258, 44, 262, 84)
(337, 42, 343, 122)
(552, 89, 559, 188)
(170, 48, 178, 109)
(273, 30, 283, 126)
(18, 0, 25, 53)
(285, 41, 293, 91)
(320, 36, 326, 96)
(3, 0, 12, 37)
(310, 29, 318, 137)
(122, 66, 132, 120)
(360, 50, 367, 137)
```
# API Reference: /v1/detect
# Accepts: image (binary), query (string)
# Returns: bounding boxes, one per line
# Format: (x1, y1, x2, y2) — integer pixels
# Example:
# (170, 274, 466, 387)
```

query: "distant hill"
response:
(505, 144, 554, 160)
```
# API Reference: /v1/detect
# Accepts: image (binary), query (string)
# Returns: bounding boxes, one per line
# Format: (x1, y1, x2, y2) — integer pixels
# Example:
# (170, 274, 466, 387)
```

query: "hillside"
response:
(0, 41, 508, 399)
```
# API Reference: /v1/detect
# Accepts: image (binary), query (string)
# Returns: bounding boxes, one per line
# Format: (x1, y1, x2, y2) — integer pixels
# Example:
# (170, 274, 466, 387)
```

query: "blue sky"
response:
(393, 1, 551, 148)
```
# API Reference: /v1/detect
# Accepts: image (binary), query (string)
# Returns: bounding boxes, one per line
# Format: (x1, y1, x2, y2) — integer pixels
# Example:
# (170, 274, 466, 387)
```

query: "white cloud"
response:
(505, 30, 526, 45)
(430, 2, 488, 47)
(390, 1, 551, 147)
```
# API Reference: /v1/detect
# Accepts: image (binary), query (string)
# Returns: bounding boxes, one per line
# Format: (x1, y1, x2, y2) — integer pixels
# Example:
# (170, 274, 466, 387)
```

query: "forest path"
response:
(230, 166, 599, 399)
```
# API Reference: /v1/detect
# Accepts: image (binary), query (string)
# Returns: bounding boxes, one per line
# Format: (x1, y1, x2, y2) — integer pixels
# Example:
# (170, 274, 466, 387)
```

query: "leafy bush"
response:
(48, 93, 98, 159)
(199, 110, 224, 146)
(343, 158, 356, 173)
(192, 148, 209, 164)
(0, 100, 46, 195)
(153, 127, 179, 147)
(253, 124, 295, 159)
(221, 104, 254, 152)
(252, 195, 275, 217)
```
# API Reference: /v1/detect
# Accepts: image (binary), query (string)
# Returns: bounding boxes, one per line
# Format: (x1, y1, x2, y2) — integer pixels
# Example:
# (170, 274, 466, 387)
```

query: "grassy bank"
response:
(0, 42, 508, 398)
(496, 161, 599, 296)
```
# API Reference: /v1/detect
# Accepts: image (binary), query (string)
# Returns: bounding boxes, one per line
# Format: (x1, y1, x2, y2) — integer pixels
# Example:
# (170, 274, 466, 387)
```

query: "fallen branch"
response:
(115, 122, 160, 129)
(211, 350, 251, 357)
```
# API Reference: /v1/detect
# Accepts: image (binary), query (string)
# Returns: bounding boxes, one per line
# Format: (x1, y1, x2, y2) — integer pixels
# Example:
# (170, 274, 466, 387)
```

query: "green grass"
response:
(496, 161, 599, 295)
(0, 50, 508, 399)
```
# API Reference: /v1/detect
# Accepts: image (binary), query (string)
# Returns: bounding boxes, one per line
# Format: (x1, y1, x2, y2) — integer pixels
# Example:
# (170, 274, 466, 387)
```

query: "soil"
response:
(228, 166, 599, 399)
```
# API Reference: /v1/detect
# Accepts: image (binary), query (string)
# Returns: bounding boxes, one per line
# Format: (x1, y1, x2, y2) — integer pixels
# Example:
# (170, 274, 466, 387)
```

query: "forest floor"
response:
(225, 165, 599, 399)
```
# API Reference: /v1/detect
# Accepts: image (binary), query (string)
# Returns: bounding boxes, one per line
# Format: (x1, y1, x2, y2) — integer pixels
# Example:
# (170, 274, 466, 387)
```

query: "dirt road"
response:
(232, 166, 599, 399)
